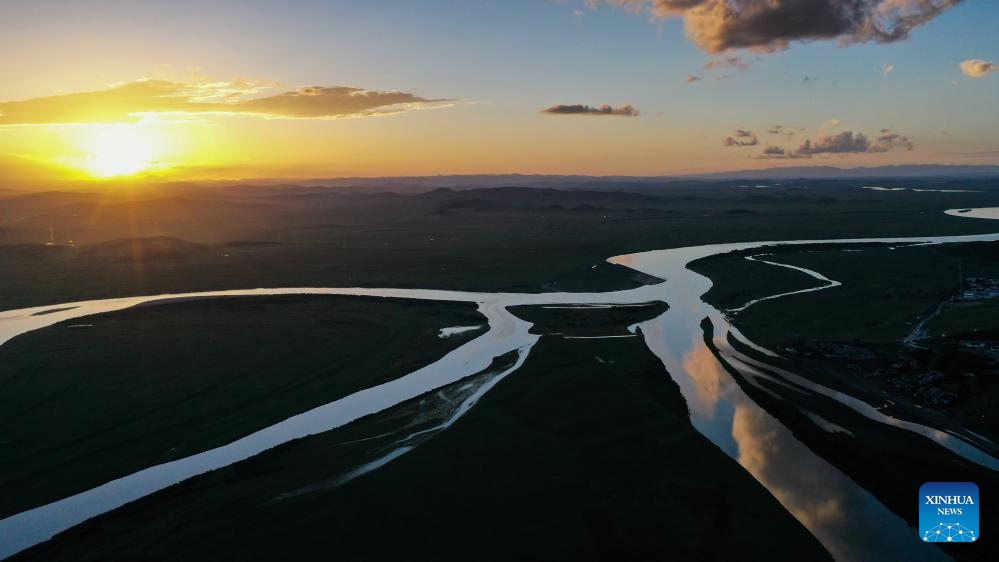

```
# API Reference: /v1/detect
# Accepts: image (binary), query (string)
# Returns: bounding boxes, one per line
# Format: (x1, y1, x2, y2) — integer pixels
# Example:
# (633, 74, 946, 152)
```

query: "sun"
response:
(80, 126, 160, 178)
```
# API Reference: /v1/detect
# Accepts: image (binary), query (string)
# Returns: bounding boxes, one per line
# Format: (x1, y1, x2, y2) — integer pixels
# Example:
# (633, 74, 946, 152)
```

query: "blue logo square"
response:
(920, 482, 979, 543)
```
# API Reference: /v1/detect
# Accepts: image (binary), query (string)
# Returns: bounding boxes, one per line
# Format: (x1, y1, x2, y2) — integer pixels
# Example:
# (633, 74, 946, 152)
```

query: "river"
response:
(2, 224, 999, 561)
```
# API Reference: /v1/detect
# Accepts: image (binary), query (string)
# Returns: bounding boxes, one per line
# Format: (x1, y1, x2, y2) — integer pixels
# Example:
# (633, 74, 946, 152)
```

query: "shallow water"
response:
(945, 207, 999, 220)
(2, 230, 999, 560)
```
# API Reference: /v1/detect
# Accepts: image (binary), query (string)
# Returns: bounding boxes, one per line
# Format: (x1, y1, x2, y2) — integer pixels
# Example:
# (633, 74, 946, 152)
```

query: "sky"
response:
(0, 0, 997, 181)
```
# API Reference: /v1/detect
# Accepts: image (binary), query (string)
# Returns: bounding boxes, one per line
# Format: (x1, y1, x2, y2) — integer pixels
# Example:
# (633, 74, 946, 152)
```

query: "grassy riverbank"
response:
(0, 295, 484, 518)
(509, 301, 668, 336)
(13, 335, 831, 562)
(694, 242, 999, 439)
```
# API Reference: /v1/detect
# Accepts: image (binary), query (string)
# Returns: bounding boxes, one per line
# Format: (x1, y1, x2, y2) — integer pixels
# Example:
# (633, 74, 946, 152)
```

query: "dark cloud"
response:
(755, 145, 805, 159)
(874, 129, 914, 152)
(724, 129, 760, 146)
(592, 1, 962, 53)
(0, 80, 452, 125)
(756, 129, 913, 158)
(796, 131, 872, 155)
(540, 104, 640, 116)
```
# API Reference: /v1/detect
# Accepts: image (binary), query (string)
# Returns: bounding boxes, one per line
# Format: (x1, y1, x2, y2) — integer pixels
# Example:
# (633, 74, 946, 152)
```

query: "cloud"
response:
(724, 128, 760, 146)
(703, 55, 752, 71)
(766, 124, 796, 138)
(874, 128, 914, 152)
(0, 79, 452, 125)
(960, 59, 997, 78)
(757, 129, 913, 158)
(796, 131, 873, 155)
(591, 1, 962, 53)
(757, 145, 800, 158)
(540, 103, 640, 116)
(820, 118, 841, 131)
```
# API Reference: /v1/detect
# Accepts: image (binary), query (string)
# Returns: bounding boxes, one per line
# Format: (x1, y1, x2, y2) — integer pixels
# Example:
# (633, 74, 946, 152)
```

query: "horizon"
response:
(1, 1, 997, 183)
(8, 164, 999, 191)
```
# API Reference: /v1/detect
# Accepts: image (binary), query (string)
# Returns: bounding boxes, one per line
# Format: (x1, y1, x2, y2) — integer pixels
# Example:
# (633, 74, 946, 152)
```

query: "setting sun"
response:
(80, 126, 160, 178)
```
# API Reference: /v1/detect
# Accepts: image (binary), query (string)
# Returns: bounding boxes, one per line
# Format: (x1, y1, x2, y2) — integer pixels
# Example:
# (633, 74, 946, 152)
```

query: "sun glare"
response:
(81, 126, 160, 178)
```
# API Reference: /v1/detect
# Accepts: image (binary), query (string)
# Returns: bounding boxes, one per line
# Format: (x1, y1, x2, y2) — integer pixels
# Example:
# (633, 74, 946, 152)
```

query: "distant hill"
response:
(271, 165, 999, 188)
(685, 165, 999, 181)
(7, 164, 999, 195)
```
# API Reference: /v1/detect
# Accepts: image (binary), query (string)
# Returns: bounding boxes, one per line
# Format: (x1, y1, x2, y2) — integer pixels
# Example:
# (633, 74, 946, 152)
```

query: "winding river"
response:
(2, 219, 999, 561)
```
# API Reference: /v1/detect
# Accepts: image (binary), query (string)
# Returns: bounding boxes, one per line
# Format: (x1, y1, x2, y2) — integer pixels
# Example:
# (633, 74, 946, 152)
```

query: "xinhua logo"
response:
(920, 482, 979, 543)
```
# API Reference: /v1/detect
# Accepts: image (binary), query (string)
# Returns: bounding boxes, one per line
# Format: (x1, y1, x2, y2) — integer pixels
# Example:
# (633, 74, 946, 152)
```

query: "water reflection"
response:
(622, 237, 999, 561)
(638, 310, 950, 560)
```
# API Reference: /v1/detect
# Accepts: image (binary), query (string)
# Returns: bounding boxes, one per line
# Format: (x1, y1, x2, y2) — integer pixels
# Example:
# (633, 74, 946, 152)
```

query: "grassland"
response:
(690, 249, 828, 311)
(3, 180, 999, 311)
(693, 242, 999, 439)
(0, 295, 484, 518)
(694, 243, 999, 344)
(926, 299, 999, 337)
(509, 301, 668, 336)
(13, 336, 831, 562)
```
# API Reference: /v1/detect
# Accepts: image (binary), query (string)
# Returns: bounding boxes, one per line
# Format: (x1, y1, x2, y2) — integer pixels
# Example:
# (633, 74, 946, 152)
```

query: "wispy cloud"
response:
(766, 124, 797, 139)
(960, 59, 997, 78)
(758, 145, 796, 158)
(723, 128, 760, 146)
(820, 118, 842, 131)
(703, 55, 751, 72)
(540, 104, 640, 116)
(588, 1, 961, 54)
(0, 79, 453, 125)
(873, 129, 914, 152)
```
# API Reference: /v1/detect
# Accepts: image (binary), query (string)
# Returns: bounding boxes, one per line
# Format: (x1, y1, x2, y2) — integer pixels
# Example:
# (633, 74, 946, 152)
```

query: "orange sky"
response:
(1, 1, 996, 182)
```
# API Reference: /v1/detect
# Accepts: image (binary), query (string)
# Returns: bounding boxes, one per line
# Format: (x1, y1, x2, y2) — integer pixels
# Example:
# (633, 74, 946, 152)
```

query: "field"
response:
(4, 179, 999, 311)
(0, 295, 484, 518)
(12, 335, 830, 562)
